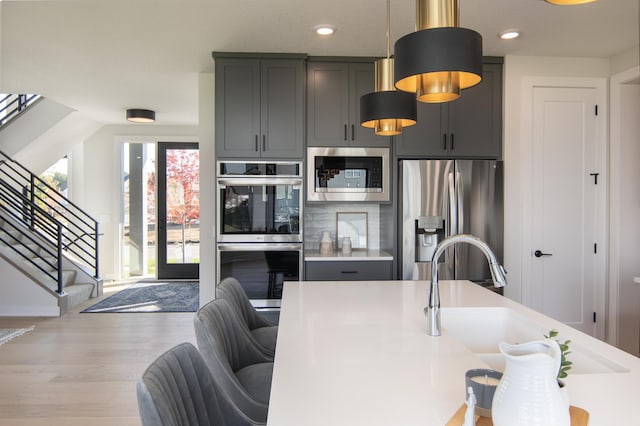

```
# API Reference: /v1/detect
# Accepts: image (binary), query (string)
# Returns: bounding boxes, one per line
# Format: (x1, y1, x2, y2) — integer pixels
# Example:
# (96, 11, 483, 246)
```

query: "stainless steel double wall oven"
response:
(216, 161, 303, 308)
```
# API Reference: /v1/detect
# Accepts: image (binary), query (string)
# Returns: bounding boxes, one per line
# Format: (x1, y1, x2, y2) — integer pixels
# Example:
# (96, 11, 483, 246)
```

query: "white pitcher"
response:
(492, 340, 570, 426)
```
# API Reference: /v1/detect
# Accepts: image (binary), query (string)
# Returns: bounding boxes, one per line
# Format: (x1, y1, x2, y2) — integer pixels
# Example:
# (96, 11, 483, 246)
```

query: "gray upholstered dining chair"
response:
(216, 277, 278, 356)
(194, 298, 274, 423)
(136, 342, 265, 426)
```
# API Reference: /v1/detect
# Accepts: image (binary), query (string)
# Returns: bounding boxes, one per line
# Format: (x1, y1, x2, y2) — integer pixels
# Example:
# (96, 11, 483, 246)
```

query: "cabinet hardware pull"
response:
(442, 134, 447, 150)
(262, 135, 266, 151)
(351, 124, 355, 141)
(255, 135, 259, 152)
(344, 124, 347, 141)
(341, 270, 358, 274)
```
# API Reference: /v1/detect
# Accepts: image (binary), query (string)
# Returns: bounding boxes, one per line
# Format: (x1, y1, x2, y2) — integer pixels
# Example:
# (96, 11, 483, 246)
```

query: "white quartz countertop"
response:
(267, 280, 640, 425)
(304, 249, 393, 261)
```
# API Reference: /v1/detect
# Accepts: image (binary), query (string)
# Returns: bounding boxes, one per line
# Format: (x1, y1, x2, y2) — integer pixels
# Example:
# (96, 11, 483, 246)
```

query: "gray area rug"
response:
(81, 281, 199, 313)
(0, 326, 35, 346)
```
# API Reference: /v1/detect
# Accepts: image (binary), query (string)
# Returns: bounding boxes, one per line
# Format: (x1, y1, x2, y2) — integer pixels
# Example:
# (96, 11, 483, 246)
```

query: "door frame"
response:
(157, 141, 200, 279)
(519, 76, 607, 340)
(608, 66, 640, 346)
(117, 136, 199, 281)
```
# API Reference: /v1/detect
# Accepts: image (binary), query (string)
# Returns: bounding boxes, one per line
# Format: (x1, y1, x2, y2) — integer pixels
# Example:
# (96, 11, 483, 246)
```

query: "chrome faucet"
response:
(425, 234, 507, 336)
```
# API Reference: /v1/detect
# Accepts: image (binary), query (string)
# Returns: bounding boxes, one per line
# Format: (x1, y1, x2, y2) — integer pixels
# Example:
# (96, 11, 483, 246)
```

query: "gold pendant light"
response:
(545, 0, 597, 4)
(360, 0, 417, 136)
(394, 0, 483, 103)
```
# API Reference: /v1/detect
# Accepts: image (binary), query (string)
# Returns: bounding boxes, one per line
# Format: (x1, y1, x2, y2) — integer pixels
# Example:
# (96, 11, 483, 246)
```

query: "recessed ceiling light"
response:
(499, 30, 520, 40)
(314, 25, 335, 36)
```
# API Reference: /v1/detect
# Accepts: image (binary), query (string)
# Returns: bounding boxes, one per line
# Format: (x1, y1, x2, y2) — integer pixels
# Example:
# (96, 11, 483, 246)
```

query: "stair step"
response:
(64, 283, 95, 308)
(0, 229, 23, 245)
(13, 243, 40, 258)
(32, 256, 56, 272)
(0, 242, 40, 258)
(62, 270, 77, 286)
(36, 269, 77, 291)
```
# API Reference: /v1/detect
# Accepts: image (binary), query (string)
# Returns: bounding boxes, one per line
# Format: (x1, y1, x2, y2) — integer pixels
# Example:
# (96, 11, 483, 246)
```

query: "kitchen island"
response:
(267, 280, 640, 425)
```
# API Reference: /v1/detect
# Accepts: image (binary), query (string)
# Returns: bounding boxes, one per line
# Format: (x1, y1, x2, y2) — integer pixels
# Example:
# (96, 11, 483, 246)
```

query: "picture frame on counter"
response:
(336, 212, 368, 249)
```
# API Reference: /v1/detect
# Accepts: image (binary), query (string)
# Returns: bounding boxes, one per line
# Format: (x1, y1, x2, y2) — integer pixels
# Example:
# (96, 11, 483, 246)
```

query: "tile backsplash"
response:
(304, 204, 380, 251)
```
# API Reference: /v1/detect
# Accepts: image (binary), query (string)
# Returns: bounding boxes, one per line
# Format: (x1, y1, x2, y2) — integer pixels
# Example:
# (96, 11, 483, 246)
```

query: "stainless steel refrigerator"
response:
(399, 159, 503, 282)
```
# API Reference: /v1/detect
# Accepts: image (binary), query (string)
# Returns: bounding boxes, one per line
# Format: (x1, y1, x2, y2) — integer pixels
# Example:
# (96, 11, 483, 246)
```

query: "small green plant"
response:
(544, 329, 572, 379)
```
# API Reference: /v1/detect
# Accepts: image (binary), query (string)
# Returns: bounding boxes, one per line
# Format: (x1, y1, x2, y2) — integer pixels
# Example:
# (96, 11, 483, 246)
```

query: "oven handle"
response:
(217, 178, 303, 186)
(217, 243, 304, 252)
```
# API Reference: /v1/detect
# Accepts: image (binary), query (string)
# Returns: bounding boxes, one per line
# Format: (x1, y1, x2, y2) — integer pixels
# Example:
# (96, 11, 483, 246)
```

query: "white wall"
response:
(503, 53, 640, 346)
(0, 256, 59, 316)
(616, 83, 640, 353)
(0, 98, 101, 175)
(199, 72, 215, 305)
(503, 56, 610, 303)
(611, 46, 640, 76)
(609, 65, 640, 352)
(77, 124, 198, 281)
(0, 4, 3, 87)
(0, 98, 73, 159)
(14, 110, 102, 175)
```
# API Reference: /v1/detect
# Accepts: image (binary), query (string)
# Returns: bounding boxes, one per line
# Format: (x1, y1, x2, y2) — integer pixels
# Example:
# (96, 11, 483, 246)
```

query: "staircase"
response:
(0, 94, 41, 129)
(0, 151, 102, 316)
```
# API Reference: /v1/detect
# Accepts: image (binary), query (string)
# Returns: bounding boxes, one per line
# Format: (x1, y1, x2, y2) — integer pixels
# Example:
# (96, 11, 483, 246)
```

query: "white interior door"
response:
(530, 85, 603, 336)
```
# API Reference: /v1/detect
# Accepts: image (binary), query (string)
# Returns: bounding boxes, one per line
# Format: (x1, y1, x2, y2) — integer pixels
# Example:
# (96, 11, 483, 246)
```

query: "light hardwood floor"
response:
(0, 282, 197, 426)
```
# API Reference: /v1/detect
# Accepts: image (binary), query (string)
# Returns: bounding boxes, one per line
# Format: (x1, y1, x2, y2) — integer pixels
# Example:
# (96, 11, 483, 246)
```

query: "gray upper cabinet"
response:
(307, 61, 389, 148)
(215, 55, 305, 159)
(395, 61, 503, 159)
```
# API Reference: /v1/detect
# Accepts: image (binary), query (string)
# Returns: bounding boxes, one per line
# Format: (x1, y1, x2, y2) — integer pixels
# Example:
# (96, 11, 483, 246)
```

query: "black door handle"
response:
(534, 250, 552, 258)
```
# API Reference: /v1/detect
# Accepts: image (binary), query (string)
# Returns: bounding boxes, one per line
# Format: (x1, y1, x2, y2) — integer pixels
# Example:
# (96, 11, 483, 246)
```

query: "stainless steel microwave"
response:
(306, 147, 390, 202)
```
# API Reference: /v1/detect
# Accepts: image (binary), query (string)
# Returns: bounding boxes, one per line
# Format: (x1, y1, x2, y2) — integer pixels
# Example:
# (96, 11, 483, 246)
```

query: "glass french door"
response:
(157, 142, 200, 279)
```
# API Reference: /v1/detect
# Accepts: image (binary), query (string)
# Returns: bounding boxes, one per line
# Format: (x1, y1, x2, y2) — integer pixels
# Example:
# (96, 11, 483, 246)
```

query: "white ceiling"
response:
(0, 0, 638, 126)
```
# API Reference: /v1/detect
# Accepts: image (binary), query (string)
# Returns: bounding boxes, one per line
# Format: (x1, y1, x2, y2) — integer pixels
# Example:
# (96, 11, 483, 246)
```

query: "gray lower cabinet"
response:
(307, 60, 389, 148)
(305, 260, 393, 281)
(395, 60, 503, 158)
(214, 55, 305, 159)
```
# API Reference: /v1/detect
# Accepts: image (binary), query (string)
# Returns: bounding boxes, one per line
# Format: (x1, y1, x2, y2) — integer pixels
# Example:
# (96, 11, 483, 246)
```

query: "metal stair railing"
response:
(0, 193, 64, 293)
(0, 94, 41, 128)
(0, 151, 99, 282)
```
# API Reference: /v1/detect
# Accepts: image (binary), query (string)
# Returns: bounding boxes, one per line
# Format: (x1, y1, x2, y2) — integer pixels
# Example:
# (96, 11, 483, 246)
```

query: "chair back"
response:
(194, 299, 272, 422)
(136, 342, 263, 426)
(217, 277, 276, 330)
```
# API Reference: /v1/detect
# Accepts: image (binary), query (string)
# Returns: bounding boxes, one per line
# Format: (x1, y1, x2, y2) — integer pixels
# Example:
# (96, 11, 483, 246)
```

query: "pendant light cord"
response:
(386, 0, 391, 59)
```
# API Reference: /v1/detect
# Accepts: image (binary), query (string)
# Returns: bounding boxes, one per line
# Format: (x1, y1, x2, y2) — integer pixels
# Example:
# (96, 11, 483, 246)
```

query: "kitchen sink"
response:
(441, 307, 542, 353)
(440, 307, 629, 375)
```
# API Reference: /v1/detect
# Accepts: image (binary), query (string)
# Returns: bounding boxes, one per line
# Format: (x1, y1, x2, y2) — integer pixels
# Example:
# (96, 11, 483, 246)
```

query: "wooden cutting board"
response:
(446, 404, 589, 426)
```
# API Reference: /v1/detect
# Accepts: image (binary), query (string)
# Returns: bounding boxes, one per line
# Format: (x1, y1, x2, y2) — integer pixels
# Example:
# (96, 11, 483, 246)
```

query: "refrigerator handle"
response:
(448, 172, 457, 236)
(456, 171, 464, 234)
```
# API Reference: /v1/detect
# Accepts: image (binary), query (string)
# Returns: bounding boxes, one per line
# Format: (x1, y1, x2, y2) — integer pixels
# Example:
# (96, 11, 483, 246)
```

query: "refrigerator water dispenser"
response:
(415, 216, 445, 263)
